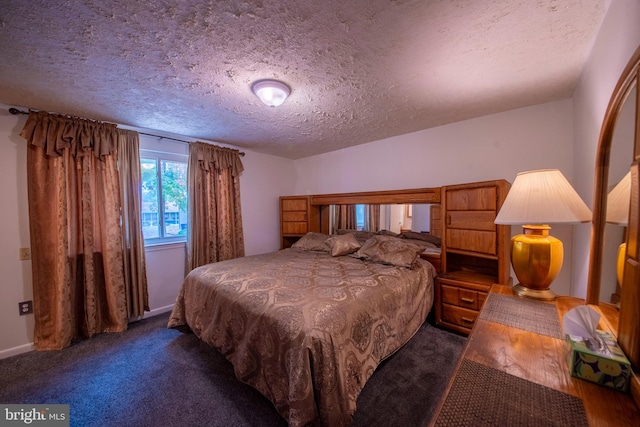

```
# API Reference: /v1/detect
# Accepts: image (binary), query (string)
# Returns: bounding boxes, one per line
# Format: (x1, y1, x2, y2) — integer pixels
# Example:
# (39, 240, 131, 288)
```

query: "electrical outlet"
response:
(19, 247, 31, 260)
(19, 300, 33, 315)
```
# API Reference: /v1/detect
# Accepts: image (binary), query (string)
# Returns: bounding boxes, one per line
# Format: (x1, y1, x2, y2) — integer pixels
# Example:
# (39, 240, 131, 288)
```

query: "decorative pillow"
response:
(400, 231, 442, 247)
(354, 235, 424, 267)
(401, 238, 439, 251)
(337, 228, 357, 235)
(325, 233, 362, 256)
(337, 229, 377, 244)
(377, 229, 400, 237)
(291, 232, 330, 252)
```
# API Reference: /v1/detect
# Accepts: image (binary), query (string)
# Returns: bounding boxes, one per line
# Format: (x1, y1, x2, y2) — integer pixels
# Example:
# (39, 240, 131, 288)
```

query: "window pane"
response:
(161, 160, 188, 238)
(141, 158, 160, 239)
(356, 204, 365, 230)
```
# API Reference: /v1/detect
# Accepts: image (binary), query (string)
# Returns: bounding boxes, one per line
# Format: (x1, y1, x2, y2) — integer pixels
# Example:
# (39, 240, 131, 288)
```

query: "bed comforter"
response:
(168, 248, 434, 426)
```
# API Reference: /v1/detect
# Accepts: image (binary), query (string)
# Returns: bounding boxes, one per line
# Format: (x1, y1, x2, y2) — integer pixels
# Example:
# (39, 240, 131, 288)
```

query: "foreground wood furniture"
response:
(420, 252, 442, 274)
(279, 195, 319, 248)
(434, 179, 511, 335)
(429, 285, 640, 426)
(430, 204, 443, 238)
(434, 270, 493, 335)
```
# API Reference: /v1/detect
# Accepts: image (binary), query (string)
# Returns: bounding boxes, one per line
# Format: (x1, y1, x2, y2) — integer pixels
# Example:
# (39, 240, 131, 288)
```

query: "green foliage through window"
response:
(141, 154, 188, 243)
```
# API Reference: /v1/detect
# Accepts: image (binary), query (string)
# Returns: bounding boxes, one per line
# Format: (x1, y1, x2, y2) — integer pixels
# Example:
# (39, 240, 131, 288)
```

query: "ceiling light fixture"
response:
(251, 79, 291, 107)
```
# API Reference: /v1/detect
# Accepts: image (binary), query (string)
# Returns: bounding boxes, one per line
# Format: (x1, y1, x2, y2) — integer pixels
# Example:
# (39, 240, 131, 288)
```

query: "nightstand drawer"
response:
(435, 272, 495, 335)
(442, 304, 478, 328)
(441, 284, 486, 310)
(282, 211, 307, 222)
(281, 198, 308, 211)
(282, 222, 308, 234)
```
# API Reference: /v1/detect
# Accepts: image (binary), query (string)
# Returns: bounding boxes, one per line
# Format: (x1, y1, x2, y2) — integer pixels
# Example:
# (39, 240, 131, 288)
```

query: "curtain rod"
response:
(8, 108, 245, 157)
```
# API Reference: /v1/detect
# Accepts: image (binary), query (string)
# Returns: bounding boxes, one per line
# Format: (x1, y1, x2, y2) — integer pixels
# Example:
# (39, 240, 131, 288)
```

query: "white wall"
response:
(293, 100, 574, 194)
(0, 107, 295, 357)
(411, 204, 432, 233)
(571, 0, 640, 299)
(293, 99, 579, 296)
(240, 149, 298, 256)
(0, 109, 33, 357)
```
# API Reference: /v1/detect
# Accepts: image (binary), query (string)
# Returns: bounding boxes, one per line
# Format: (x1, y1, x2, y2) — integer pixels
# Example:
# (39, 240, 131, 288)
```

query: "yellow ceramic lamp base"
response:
(617, 242, 626, 287)
(511, 224, 563, 301)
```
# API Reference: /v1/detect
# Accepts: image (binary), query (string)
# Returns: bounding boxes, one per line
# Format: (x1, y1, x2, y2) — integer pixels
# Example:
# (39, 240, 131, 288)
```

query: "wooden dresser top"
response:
(430, 285, 640, 426)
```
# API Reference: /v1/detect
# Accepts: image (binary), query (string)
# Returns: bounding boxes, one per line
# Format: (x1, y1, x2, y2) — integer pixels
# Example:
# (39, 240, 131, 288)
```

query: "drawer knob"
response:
(461, 317, 474, 324)
(461, 297, 475, 304)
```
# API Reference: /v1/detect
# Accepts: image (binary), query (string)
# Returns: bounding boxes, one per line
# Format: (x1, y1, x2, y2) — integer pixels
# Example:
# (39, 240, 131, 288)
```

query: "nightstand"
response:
(434, 270, 494, 335)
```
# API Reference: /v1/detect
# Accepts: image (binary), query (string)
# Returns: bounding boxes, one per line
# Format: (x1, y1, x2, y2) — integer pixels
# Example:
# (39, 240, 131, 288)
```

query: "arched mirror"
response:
(599, 81, 636, 304)
(588, 45, 640, 377)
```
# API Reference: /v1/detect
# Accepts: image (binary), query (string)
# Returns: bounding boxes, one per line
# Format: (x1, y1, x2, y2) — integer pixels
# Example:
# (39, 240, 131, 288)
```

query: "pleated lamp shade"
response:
(606, 171, 631, 287)
(494, 169, 592, 225)
(607, 171, 631, 225)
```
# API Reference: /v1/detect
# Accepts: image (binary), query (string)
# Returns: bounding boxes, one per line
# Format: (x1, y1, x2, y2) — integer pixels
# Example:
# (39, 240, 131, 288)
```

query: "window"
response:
(355, 204, 365, 230)
(140, 151, 188, 244)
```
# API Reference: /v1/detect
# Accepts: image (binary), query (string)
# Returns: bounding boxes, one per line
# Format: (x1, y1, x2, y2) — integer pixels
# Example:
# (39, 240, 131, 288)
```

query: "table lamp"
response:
(494, 169, 592, 300)
(606, 171, 631, 287)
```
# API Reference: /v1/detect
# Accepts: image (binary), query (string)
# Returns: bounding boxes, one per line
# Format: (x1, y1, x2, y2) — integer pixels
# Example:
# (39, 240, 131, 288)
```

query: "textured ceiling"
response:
(0, 1, 606, 159)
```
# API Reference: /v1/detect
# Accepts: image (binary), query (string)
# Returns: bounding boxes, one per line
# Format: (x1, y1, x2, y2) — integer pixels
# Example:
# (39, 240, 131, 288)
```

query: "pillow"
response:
(325, 233, 362, 256)
(354, 235, 424, 268)
(400, 231, 442, 247)
(291, 232, 330, 252)
(377, 229, 400, 237)
(401, 238, 439, 251)
(337, 229, 377, 244)
(337, 228, 357, 235)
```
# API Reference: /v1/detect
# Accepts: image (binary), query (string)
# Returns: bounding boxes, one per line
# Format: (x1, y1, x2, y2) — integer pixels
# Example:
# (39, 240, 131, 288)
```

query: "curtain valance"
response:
(192, 141, 244, 176)
(19, 111, 118, 159)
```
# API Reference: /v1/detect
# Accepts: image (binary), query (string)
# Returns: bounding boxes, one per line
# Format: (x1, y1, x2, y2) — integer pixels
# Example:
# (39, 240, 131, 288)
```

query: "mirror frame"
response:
(587, 45, 640, 405)
(587, 45, 640, 306)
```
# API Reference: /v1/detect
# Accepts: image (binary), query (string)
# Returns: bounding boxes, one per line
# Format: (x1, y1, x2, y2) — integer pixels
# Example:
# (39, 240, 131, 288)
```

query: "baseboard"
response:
(144, 304, 174, 318)
(1, 305, 175, 359)
(0, 342, 35, 360)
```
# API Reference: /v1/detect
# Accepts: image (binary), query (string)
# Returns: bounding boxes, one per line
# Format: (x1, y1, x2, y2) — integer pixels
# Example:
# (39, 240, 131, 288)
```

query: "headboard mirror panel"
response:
(310, 187, 441, 235)
(327, 203, 438, 236)
(587, 44, 640, 402)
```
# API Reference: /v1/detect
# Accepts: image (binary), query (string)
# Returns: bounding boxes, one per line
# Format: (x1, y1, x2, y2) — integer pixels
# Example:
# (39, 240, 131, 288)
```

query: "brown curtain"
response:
(117, 129, 149, 319)
(367, 204, 381, 232)
(187, 142, 244, 271)
(20, 111, 147, 350)
(335, 205, 357, 230)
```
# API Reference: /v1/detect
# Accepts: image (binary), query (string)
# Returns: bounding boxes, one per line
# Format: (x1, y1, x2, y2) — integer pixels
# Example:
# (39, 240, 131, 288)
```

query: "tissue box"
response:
(566, 330, 631, 392)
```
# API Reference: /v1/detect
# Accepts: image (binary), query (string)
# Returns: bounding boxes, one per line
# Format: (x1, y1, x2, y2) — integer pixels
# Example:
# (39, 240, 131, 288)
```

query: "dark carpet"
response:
(0, 312, 466, 427)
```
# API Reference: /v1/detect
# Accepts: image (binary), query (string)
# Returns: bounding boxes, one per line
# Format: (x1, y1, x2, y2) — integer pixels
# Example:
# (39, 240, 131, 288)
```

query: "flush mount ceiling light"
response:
(251, 79, 291, 107)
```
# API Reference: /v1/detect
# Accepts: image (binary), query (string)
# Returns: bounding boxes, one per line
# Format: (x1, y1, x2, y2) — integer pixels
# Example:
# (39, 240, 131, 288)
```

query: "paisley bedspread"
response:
(168, 248, 435, 426)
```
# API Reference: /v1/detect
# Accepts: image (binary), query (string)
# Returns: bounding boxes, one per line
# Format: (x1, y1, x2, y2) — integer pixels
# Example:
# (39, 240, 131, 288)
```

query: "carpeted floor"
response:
(0, 312, 466, 427)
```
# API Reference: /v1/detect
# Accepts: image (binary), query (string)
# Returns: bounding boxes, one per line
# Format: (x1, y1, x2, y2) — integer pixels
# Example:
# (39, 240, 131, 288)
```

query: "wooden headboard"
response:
(280, 179, 511, 284)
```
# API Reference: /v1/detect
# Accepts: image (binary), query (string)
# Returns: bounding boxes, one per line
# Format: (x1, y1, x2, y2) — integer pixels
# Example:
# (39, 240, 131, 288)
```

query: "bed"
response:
(168, 233, 436, 426)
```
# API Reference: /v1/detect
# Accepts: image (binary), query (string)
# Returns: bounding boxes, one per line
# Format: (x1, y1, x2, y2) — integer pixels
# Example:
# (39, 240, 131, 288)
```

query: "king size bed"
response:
(168, 232, 436, 426)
